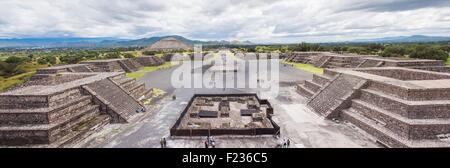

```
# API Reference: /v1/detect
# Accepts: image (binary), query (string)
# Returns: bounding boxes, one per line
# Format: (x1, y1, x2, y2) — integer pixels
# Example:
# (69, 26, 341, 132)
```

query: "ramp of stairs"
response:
(83, 79, 144, 123)
(307, 74, 367, 118)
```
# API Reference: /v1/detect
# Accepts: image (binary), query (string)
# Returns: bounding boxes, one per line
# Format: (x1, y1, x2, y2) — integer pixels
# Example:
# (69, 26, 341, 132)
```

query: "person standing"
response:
(160, 138, 164, 148)
(163, 137, 167, 148)
(205, 141, 209, 148)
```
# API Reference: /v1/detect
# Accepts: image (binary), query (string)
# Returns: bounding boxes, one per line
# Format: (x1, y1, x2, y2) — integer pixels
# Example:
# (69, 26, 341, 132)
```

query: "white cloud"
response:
(0, 0, 449, 43)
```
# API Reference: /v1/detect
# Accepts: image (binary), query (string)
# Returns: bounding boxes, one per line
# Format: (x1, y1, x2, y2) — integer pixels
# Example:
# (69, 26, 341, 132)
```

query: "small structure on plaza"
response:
(170, 94, 280, 136)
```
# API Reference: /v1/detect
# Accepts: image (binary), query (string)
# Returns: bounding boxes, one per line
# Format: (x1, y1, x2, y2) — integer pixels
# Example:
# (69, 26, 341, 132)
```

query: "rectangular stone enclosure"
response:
(170, 94, 280, 136)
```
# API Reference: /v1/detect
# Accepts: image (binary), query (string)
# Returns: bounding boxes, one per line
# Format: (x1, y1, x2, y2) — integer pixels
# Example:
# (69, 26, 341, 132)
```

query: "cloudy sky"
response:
(1, 0, 450, 43)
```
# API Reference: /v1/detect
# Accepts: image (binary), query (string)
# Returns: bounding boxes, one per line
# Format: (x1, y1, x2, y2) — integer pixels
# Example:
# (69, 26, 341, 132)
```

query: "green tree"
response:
(440, 45, 450, 53)
(142, 51, 157, 55)
(410, 46, 448, 61)
(347, 47, 369, 55)
(123, 53, 135, 58)
(37, 55, 57, 65)
(104, 52, 121, 59)
(380, 45, 408, 57)
(5, 56, 30, 64)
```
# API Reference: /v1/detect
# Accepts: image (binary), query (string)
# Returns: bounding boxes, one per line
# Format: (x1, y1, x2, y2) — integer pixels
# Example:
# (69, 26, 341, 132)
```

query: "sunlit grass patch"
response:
(0, 71, 35, 91)
(126, 62, 178, 79)
(0, 63, 48, 91)
(446, 57, 450, 66)
(281, 61, 324, 74)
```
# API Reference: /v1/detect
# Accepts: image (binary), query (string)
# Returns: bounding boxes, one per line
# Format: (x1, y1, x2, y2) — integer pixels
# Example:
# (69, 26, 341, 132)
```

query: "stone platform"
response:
(0, 62, 158, 146)
(284, 52, 445, 69)
(298, 67, 450, 147)
(170, 94, 279, 137)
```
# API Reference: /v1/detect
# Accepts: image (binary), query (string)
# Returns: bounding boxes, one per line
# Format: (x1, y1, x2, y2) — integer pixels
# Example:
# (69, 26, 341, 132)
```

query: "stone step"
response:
(365, 81, 450, 101)
(351, 99, 450, 140)
(323, 69, 339, 77)
(140, 88, 154, 101)
(307, 74, 366, 118)
(84, 79, 144, 123)
(312, 74, 332, 86)
(296, 84, 314, 99)
(0, 95, 93, 125)
(304, 80, 322, 93)
(360, 89, 450, 119)
(342, 108, 450, 148)
(129, 83, 145, 95)
(317, 57, 332, 68)
(0, 104, 100, 145)
(113, 77, 135, 86)
(342, 108, 408, 147)
(48, 106, 104, 144)
(52, 114, 110, 147)
(122, 80, 139, 91)
(129, 59, 142, 70)
(327, 61, 349, 67)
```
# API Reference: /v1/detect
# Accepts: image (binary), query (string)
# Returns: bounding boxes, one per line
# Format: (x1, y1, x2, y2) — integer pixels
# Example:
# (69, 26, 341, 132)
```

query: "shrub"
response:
(380, 45, 408, 57)
(123, 53, 135, 58)
(37, 55, 57, 65)
(104, 52, 121, 59)
(5, 56, 30, 64)
(142, 51, 157, 55)
(410, 46, 448, 61)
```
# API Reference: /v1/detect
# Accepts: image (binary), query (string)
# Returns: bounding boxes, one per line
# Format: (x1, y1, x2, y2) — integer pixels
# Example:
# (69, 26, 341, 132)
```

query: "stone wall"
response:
(0, 86, 109, 146)
(81, 59, 125, 72)
(411, 66, 450, 73)
(134, 56, 165, 66)
(357, 68, 450, 80)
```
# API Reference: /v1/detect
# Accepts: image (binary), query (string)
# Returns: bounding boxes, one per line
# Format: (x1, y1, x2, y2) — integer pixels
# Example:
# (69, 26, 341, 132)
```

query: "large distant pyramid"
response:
(143, 37, 192, 51)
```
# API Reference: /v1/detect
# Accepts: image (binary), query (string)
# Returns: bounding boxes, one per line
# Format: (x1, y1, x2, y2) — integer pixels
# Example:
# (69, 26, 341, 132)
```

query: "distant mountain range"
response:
(350, 35, 450, 43)
(0, 35, 449, 49)
(0, 35, 254, 49)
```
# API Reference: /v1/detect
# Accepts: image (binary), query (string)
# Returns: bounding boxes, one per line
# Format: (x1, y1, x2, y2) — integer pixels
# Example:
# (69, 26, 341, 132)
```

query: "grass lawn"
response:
(447, 57, 450, 66)
(0, 63, 48, 91)
(126, 62, 178, 79)
(281, 61, 324, 74)
(0, 72, 35, 91)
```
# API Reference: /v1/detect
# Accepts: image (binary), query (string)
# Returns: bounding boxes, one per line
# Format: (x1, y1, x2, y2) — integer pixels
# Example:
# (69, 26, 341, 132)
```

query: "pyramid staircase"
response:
(341, 83, 450, 147)
(297, 69, 338, 99)
(0, 88, 109, 146)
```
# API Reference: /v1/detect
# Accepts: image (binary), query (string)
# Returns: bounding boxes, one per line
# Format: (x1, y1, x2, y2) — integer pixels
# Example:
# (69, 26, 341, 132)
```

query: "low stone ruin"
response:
(284, 52, 445, 69)
(134, 56, 165, 66)
(170, 94, 280, 136)
(80, 56, 165, 73)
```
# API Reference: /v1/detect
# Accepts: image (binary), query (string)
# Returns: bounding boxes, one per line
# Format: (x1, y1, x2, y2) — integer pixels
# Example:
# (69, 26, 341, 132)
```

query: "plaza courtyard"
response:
(76, 50, 379, 148)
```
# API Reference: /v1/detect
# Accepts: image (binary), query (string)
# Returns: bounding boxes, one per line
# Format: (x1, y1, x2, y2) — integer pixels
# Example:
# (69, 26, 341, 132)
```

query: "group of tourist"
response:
(135, 107, 145, 113)
(160, 137, 167, 148)
(278, 138, 291, 148)
(204, 136, 216, 148)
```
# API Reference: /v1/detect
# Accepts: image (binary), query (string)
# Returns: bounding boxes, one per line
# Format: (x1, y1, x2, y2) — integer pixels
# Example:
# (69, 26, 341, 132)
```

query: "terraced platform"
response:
(0, 67, 155, 146)
(298, 67, 450, 147)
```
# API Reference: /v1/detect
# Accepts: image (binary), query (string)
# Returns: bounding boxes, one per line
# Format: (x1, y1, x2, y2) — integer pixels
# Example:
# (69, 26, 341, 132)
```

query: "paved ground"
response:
(79, 50, 379, 148)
